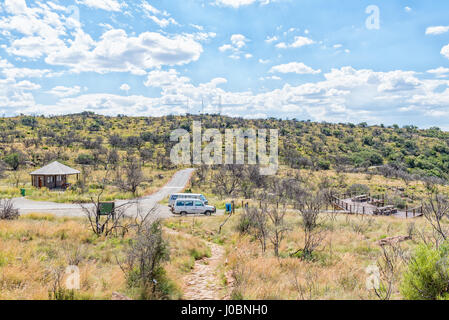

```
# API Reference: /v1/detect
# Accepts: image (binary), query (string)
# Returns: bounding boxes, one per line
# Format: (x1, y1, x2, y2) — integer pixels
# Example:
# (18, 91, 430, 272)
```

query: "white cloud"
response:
(46, 85, 81, 97)
(120, 83, 130, 92)
(426, 26, 449, 35)
(275, 42, 287, 49)
(219, 34, 250, 59)
(45, 29, 203, 74)
(404, 6, 412, 13)
(214, 0, 257, 8)
(290, 36, 315, 48)
(427, 67, 449, 77)
(441, 44, 449, 59)
(15, 80, 41, 91)
(3, 0, 28, 15)
(144, 69, 190, 88)
(265, 36, 278, 43)
(272, 36, 315, 49)
(270, 62, 321, 74)
(141, 1, 178, 28)
(230, 34, 248, 48)
(76, 0, 124, 12)
(0, 58, 51, 80)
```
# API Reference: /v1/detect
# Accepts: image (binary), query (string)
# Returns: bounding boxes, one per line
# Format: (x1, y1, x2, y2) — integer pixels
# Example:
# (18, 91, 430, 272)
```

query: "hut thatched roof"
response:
(30, 161, 80, 176)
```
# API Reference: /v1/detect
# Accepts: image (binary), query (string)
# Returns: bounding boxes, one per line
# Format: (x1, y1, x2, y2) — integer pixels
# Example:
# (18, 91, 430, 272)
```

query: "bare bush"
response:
(80, 187, 134, 236)
(119, 220, 170, 299)
(266, 204, 290, 257)
(373, 243, 408, 300)
(294, 192, 326, 259)
(422, 193, 449, 247)
(0, 199, 19, 220)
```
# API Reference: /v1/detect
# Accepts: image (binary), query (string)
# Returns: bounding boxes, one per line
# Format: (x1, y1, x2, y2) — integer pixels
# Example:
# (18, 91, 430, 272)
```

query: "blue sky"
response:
(1, 0, 449, 128)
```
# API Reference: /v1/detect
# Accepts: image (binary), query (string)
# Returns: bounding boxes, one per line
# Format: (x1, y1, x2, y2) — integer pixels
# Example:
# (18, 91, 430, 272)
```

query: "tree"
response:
(422, 194, 449, 247)
(211, 165, 243, 198)
(266, 204, 289, 257)
(294, 191, 326, 260)
(119, 220, 170, 299)
(122, 156, 144, 196)
(4, 153, 21, 171)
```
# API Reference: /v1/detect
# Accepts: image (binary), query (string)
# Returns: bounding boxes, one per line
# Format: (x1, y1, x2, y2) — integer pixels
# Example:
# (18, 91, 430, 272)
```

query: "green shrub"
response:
(400, 243, 449, 300)
(347, 184, 370, 195)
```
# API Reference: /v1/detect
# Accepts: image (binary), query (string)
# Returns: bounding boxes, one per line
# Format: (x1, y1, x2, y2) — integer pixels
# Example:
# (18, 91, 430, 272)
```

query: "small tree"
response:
(266, 204, 290, 257)
(4, 153, 21, 171)
(294, 191, 326, 260)
(119, 220, 170, 299)
(422, 194, 449, 248)
(121, 156, 144, 196)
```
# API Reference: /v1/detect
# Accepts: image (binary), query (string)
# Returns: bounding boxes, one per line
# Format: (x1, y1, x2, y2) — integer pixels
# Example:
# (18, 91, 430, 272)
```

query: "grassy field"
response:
(0, 213, 210, 300)
(164, 210, 428, 300)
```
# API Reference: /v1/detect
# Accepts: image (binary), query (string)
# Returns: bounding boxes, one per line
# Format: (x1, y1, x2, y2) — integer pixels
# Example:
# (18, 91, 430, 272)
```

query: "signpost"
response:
(98, 202, 115, 219)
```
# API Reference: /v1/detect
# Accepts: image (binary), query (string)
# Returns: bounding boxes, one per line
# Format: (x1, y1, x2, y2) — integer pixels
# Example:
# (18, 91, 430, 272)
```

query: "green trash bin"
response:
(20, 188, 26, 197)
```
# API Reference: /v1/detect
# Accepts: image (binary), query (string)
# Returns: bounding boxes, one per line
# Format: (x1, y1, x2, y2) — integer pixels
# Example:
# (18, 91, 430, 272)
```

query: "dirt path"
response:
(182, 241, 229, 300)
(165, 227, 231, 300)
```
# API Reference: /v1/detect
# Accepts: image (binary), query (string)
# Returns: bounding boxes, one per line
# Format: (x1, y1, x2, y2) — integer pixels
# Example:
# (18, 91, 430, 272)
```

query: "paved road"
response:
(14, 168, 196, 218)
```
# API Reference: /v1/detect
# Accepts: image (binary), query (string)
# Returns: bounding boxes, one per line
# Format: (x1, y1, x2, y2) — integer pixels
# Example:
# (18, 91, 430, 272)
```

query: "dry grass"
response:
(164, 209, 433, 300)
(0, 213, 210, 300)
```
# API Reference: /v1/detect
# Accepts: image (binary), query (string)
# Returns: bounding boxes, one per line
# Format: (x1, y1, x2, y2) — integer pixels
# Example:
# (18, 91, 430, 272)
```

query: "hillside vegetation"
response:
(1, 113, 449, 179)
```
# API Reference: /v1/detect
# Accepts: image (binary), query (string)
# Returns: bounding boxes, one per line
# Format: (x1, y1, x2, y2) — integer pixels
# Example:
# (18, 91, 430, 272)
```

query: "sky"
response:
(1, 0, 449, 129)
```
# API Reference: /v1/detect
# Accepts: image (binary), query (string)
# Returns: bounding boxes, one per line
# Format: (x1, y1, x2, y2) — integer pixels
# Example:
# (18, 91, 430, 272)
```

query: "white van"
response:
(169, 193, 208, 207)
(172, 199, 216, 216)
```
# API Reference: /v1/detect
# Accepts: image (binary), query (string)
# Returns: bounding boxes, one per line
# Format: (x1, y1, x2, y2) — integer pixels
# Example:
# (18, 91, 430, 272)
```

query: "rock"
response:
(111, 292, 131, 300)
(377, 235, 411, 246)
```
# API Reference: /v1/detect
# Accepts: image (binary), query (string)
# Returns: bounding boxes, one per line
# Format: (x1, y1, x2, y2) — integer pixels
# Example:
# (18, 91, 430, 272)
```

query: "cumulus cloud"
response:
(11, 66, 449, 129)
(270, 62, 321, 74)
(218, 34, 250, 59)
(273, 36, 315, 49)
(45, 29, 203, 74)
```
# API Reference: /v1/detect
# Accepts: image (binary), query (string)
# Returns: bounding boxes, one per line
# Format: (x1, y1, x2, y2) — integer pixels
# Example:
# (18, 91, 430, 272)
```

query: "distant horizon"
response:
(1, 1, 449, 129)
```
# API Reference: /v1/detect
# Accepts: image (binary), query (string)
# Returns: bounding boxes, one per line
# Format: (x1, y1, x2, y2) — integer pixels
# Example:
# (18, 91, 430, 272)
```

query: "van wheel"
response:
(204, 211, 211, 216)
(180, 211, 187, 216)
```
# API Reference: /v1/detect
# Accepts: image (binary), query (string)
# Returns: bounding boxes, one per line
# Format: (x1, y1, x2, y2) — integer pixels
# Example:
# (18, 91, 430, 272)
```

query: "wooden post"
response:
(363, 206, 365, 215)
(405, 205, 408, 217)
